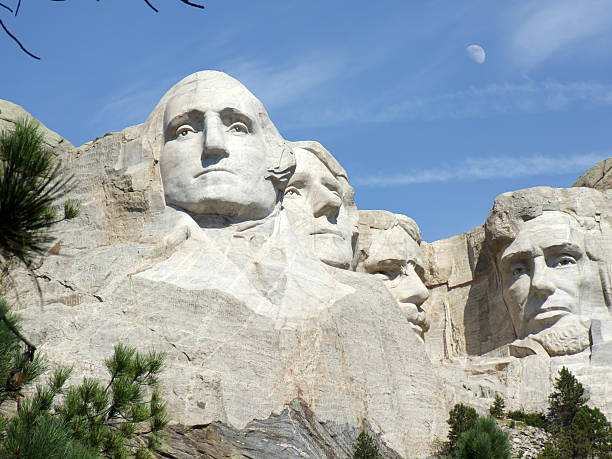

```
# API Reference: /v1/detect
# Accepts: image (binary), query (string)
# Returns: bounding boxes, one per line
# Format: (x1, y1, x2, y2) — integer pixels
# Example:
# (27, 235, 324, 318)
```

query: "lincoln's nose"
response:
(531, 257, 555, 297)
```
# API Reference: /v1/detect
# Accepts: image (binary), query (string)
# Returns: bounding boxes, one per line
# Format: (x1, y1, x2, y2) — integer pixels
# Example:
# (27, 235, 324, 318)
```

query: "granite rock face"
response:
(2, 74, 612, 458)
(574, 157, 612, 191)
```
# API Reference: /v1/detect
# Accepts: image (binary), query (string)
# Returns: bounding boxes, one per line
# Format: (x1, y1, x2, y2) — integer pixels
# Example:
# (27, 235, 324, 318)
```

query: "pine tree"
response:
(353, 431, 383, 459)
(489, 394, 505, 419)
(557, 406, 612, 459)
(447, 403, 479, 450)
(0, 345, 168, 458)
(548, 366, 588, 432)
(455, 416, 511, 459)
(0, 118, 79, 377)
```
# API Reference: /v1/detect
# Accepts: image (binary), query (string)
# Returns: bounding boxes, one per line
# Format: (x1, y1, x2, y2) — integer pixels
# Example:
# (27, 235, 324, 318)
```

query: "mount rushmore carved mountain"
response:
(1, 71, 611, 458)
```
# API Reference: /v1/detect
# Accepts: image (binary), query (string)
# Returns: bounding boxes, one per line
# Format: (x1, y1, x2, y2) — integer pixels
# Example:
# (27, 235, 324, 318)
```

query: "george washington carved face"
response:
(157, 72, 291, 221)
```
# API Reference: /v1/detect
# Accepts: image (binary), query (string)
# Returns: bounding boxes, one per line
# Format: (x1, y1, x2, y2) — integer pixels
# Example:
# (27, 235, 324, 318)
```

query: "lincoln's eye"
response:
(552, 255, 577, 268)
(512, 264, 527, 277)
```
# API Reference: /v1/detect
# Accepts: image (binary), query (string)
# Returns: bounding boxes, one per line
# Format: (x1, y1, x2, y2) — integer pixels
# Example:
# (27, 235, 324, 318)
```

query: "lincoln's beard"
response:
(529, 314, 591, 356)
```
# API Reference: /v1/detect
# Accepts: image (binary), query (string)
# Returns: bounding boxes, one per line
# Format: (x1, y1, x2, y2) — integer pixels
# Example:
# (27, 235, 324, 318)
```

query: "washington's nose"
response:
(531, 257, 555, 297)
(312, 186, 341, 222)
(202, 115, 228, 160)
(396, 270, 429, 306)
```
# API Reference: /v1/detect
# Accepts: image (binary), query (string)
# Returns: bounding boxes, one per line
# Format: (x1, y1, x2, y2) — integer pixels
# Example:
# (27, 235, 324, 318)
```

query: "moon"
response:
(466, 44, 486, 64)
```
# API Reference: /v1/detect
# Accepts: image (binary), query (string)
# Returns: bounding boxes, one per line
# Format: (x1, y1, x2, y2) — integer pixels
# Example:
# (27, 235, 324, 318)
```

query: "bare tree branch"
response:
(143, 0, 159, 13)
(0, 2, 14, 13)
(179, 0, 205, 9)
(2, 0, 205, 59)
(0, 18, 40, 59)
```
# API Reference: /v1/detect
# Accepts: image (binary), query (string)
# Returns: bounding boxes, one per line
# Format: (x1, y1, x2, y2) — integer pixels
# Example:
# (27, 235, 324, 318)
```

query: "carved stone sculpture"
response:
(357, 210, 430, 341)
(142, 70, 294, 222)
(485, 187, 612, 356)
(282, 141, 358, 269)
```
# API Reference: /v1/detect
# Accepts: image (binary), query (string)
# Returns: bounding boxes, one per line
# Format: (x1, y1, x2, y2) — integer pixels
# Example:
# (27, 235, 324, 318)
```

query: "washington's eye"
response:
(228, 122, 248, 134)
(552, 255, 577, 268)
(407, 260, 416, 269)
(176, 125, 195, 137)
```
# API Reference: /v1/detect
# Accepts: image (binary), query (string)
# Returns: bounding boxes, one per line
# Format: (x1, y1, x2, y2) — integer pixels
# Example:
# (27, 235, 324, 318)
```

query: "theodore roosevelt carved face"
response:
(357, 211, 430, 341)
(157, 71, 291, 221)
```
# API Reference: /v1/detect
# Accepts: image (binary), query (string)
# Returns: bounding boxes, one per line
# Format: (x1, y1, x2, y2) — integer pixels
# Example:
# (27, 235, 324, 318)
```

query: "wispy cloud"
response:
(286, 80, 612, 130)
(216, 53, 348, 111)
(509, 0, 612, 69)
(354, 153, 609, 187)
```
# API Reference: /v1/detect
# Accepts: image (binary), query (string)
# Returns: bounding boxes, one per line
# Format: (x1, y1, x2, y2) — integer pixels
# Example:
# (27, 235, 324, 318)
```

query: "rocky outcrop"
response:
(159, 399, 402, 459)
(2, 73, 611, 459)
(574, 157, 612, 191)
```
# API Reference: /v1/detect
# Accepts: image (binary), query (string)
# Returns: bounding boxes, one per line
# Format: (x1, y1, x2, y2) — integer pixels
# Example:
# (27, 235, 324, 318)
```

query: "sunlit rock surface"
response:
(2, 80, 611, 458)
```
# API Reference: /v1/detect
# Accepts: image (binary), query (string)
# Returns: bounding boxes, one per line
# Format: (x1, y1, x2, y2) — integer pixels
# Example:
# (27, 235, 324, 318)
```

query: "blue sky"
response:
(1, 0, 611, 242)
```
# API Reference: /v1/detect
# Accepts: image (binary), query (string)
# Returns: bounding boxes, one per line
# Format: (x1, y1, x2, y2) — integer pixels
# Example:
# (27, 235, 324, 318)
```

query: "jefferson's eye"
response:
(228, 122, 248, 134)
(552, 255, 577, 268)
(284, 186, 301, 197)
(176, 125, 195, 137)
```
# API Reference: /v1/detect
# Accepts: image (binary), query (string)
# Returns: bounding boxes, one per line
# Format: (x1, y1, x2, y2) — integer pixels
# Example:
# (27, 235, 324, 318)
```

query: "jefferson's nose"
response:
(312, 186, 341, 222)
(531, 257, 555, 297)
(202, 115, 228, 160)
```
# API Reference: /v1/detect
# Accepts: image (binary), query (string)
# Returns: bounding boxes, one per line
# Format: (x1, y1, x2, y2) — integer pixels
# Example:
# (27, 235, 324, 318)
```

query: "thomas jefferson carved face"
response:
(358, 213, 430, 341)
(160, 77, 278, 220)
(283, 147, 354, 269)
(499, 211, 586, 340)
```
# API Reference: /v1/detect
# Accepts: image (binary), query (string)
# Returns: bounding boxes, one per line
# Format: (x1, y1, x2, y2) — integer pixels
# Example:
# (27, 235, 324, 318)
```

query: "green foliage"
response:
(455, 416, 511, 459)
(556, 406, 612, 459)
(353, 431, 382, 459)
(447, 403, 479, 450)
(537, 368, 612, 459)
(548, 366, 588, 432)
(0, 118, 78, 267)
(0, 298, 46, 406)
(537, 443, 559, 459)
(489, 394, 505, 419)
(506, 410, 548, 429)
(0, 345, 168, 459)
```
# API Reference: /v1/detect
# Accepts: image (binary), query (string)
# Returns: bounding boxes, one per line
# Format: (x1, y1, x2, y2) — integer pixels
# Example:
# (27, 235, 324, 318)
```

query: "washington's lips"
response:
(194, 167, 235, 178)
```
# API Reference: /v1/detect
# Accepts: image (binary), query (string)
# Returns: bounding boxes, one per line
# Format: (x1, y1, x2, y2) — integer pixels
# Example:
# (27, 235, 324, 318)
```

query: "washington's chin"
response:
(315, 237, 353, 269)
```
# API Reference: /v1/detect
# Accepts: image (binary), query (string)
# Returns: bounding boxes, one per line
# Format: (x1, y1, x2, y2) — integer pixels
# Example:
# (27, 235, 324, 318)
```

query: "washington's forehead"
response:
(163, 80, 260, 122)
